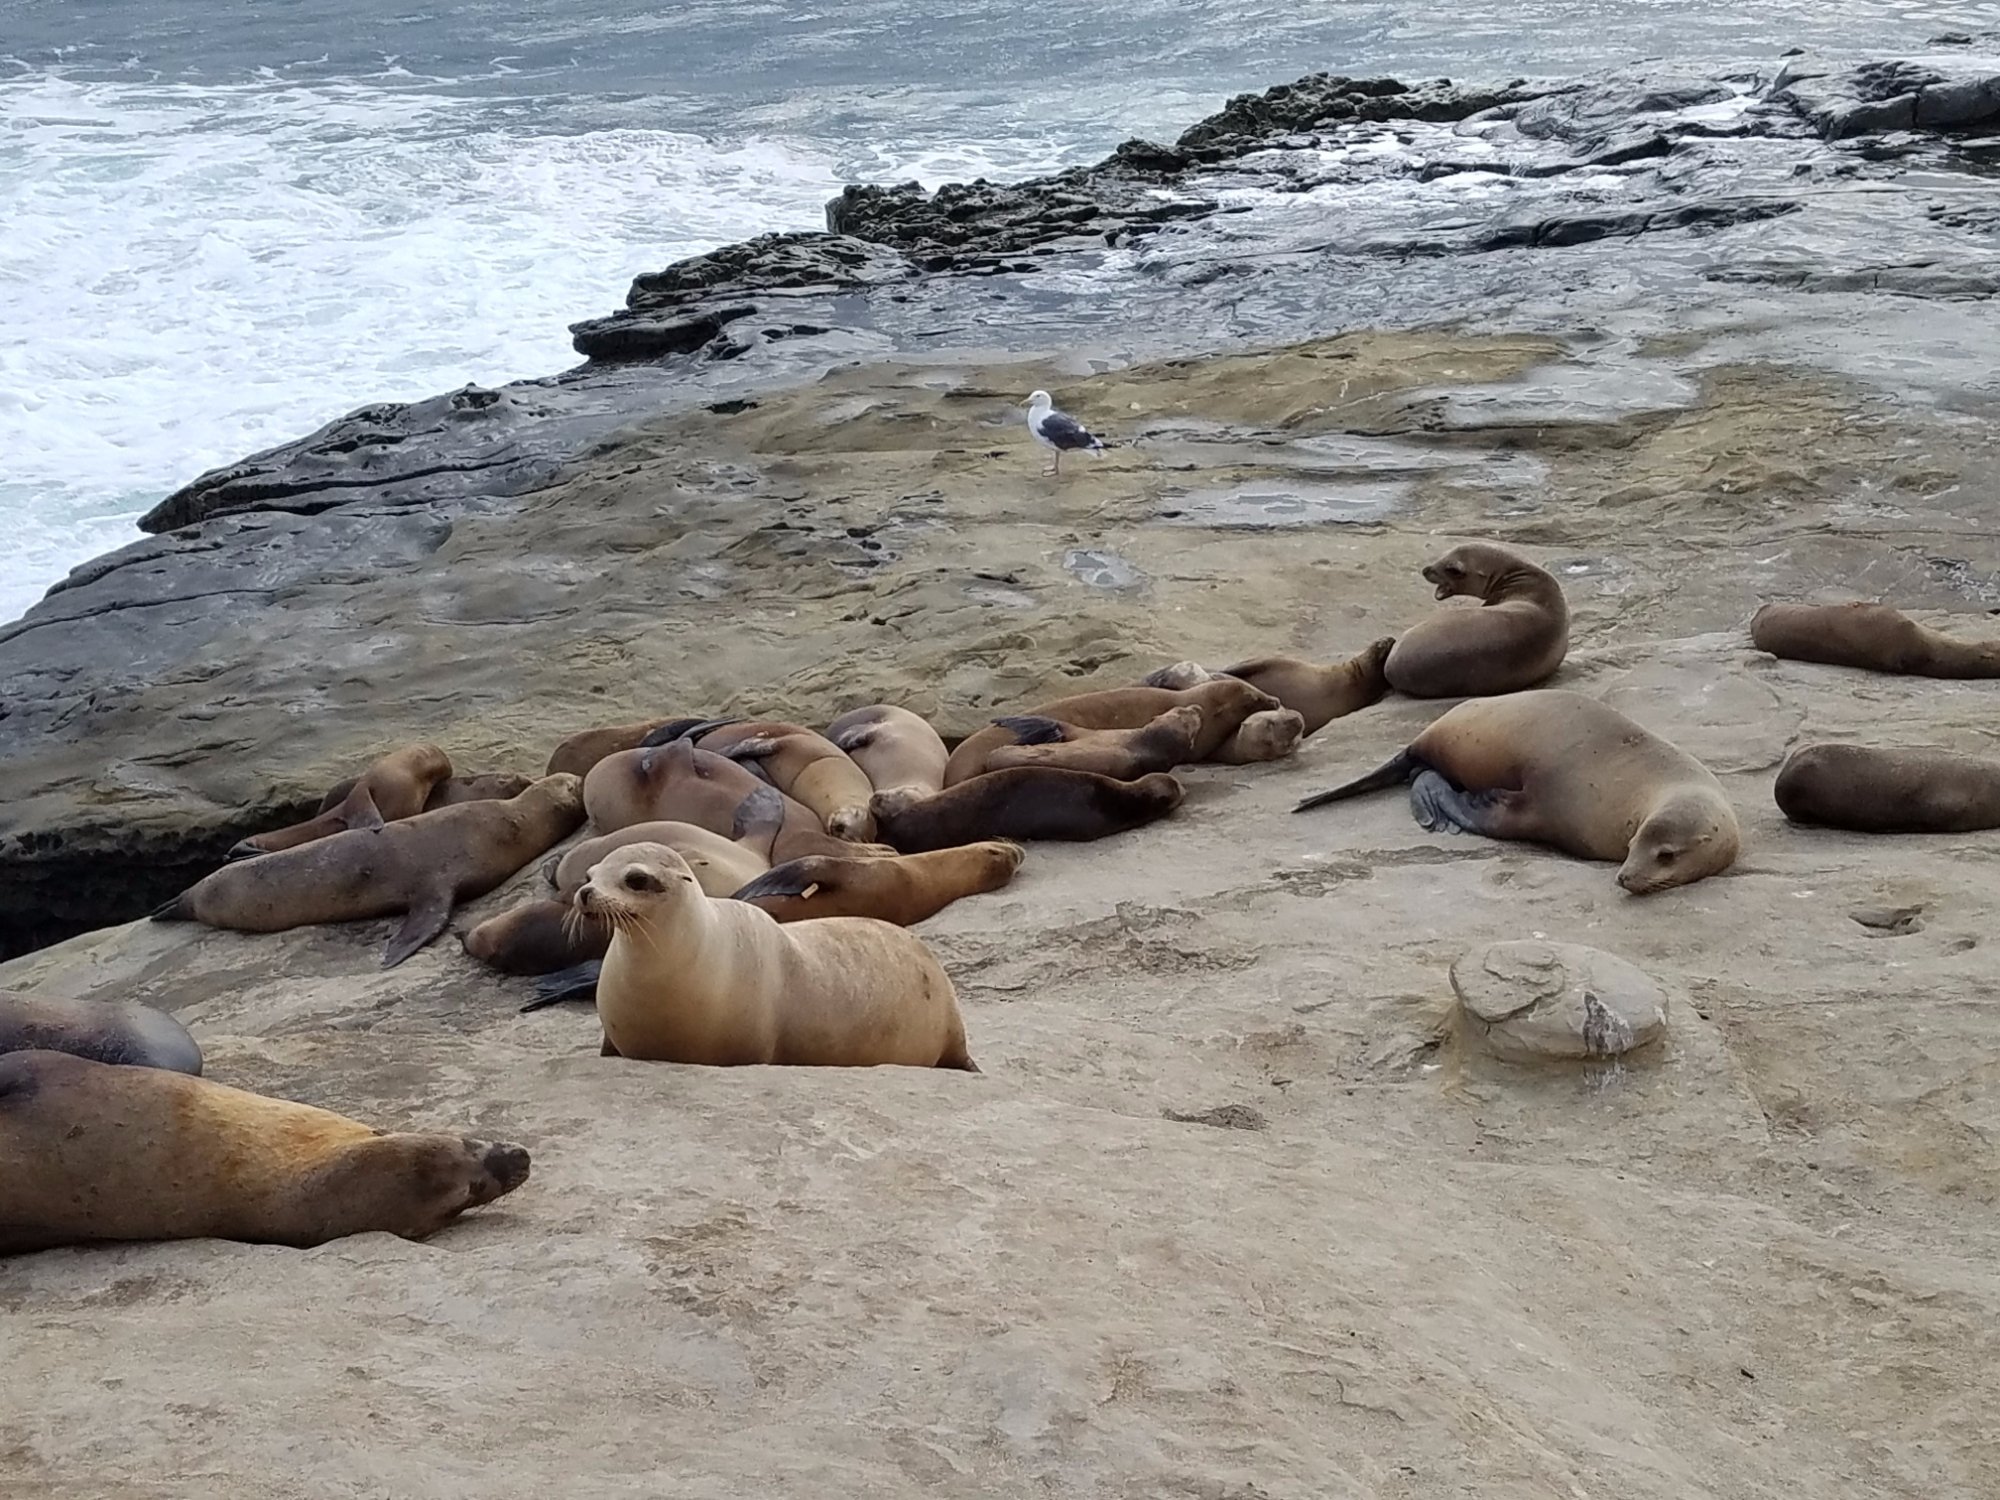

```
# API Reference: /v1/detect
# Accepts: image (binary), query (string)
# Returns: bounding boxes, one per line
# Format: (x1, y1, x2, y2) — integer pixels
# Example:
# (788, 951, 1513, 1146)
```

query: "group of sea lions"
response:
(9, 538, 2000, 1257)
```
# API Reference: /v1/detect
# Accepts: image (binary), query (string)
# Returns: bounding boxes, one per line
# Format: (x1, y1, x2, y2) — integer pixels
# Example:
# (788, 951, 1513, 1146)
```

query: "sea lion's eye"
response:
(1655, 848, 1676, 863)
(623, 870, 661, 892)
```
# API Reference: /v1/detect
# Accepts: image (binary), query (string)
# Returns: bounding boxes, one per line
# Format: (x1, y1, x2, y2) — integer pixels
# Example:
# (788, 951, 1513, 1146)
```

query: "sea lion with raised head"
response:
(1293, 689, 1738, 894)
(875, 768, 1184, 853)
(657, 719, 879, 842)
(463, 899, 613, 976)
(230, 742, 453, 859)
(1382, 542, 1569, 698)
(0, 1049, 530, 1255)
(731, 840, 1025, 925)
(1144, 637, 1395, 736)
(546, 717, 707, 778)
(945, 677, 1284, 786)
(1774, 742, 2000, 833)
(825, 704, 950, 818)
(548, 804, 780, 901)
(154, 775, 587, 967)
(973, 705, 1203, 781)
(577, 843, 976, 1069)
(1751, 602, 2000, 678)
(0, 990, 203, 1075)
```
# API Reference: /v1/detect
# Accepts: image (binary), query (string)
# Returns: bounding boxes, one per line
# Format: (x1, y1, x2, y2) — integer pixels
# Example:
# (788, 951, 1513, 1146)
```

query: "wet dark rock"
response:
(1175, 74, 1554, 160)
(1774, 55, 2000, 139)
(1473, 197, 1801, 252)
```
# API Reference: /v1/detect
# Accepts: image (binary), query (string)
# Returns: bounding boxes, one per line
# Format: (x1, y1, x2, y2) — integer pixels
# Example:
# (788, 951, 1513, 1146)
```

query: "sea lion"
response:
(731, 840, 1025, 925)
(583, 740, 890, 863)
(0, 1050, 530, 1255)
(463, 899, 612, 976)
(548, 808, 779, 901)
(311, 768, 534, 819)
(661, 719, 880, 842)
(1293, 689, 1738, 894)
(1143, 637, 1396, 736)
(944, 677, 1283, 786)
(1382, 543, 1569, 698)
(577, 843, 977, 1069)
(546, 717, 707, 778)
(231, 743, 453, 858)
(0, 990, 203, 1075)
(1774, 743, 2000, 833)
(874, 768, 1184, 853)
(1751, 602, 2000, 678)
(975, 706, 1203, 781)
(154, 774, 587, 967)
(825, 704, 949, 817)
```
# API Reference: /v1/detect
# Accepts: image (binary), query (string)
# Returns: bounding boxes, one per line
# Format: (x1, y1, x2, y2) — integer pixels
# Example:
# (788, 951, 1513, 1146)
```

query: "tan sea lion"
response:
(154, 775, 587, 967)
(231, 743, 453, 858)
(1144, 637, 1396, 736)
(577, 843, 976, 1069)
(1382, 543, 1569, 698)
(825, 704, 949, 817)
(0, 990, 203, 1075)
(0, 1049, 530, 1255)
(1293, 689, 1738, 894)
(545, 717, 706, 778)
(974, 705, 1203, 780)
(731, 840, 1025, 925)
(548, 808, 778, 901)
(944, 677, 1282, 786)
(311, 768, 533, 819)
(584, 741, 890, 862)
(875, 768, 1184, 853)
(1751, 602, 2000, 678)
(1774, 743, 2000, 833)
(463, 899, 612, 975)
(661, 719, 880, 842)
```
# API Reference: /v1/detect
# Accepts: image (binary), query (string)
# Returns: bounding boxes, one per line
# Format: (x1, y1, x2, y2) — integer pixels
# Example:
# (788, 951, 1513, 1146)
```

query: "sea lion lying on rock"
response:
(1751, 602, 2000, 678)
(1774, 742, 2000, 833)
(1384, 542, 1569, 698)
(1143, 638, 1394, 736)
(0, 990, 203, 1075)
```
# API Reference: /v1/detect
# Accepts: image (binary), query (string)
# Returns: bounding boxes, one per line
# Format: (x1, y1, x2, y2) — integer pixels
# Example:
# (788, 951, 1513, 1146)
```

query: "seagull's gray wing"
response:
(1036, 408, 1100, 451)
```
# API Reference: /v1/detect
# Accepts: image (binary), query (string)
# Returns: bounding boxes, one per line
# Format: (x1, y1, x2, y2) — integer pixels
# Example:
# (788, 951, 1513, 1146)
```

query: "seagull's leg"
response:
(1053, 449, 1062, 478)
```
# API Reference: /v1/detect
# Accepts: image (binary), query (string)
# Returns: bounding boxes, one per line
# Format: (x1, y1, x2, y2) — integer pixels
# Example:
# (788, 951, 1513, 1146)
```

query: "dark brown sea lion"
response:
(732, 840, 1025, 925)
(154, 775, 587, 967)
(825, 705, 949, 817)
(1144, 637, 1395, 736)
(1294, 689, 1738, 894)
(1383, 543, 1569, 698)
(0, 990, 203, 1075)
(1774, 743, 2000, 833)
(231, 742, 453, 859)
(972, 705, 1203, 781)
(1751, 602, 2000, 678)
(874, 768, 1184, 853)
(944, 677, 1282, 786)
(462, 899, 612, 976)
(0, 1049, 530, 1255)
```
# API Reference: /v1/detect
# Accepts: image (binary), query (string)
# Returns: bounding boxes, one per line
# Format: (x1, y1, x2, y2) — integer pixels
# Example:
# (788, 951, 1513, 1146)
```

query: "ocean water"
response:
(1, 0, 1990, 622)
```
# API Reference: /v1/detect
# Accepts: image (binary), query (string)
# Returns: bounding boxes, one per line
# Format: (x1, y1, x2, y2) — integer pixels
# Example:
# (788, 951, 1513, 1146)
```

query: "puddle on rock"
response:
(1063, 549, 1147, 590)
(1156, 479, 1406, 528)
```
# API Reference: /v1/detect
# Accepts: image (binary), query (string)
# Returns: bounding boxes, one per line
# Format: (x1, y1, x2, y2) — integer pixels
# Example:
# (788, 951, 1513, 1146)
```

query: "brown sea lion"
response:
(1294, 689, 1738, 894)
(874, 768, 1184, 853)
(583, 741, 890, 863)
(0, 1049, 530, 1255)
(549, 807, 779, 901)
(1382, 543, 1569, 698)
(1751, 602, 2000, 678)
(578, 844, 977, 1069)
(0, 990, 203, 1075)
(1774, 743, 2000, 833)
(944, 677, 1282, 786)
(663, 719, 879, 842)
(463, 899, 612, 976)
(154, 775, 587, 967)
(825, 704, 949, 817)
(731, 840, 1025, 925)
(975, 705, 1203, 781)
(311, 768, 533, 819)
(545, 717, 706, 778)
(231, 743, 453, 859)
(1144, 637, 1396, 736)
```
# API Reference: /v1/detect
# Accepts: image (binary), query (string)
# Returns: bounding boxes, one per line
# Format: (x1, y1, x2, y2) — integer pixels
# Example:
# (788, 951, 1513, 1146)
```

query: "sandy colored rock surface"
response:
(1452, 940, 1671, 1060)
(6, 329, 2000, 1496)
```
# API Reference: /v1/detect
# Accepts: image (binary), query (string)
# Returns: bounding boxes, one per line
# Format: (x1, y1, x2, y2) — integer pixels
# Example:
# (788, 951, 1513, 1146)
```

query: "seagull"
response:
(1025, 389, 1103, 477)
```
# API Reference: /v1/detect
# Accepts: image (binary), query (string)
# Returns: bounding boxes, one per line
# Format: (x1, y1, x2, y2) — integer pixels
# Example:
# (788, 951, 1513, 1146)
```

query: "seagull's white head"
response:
(1025, 389, 1052, 410)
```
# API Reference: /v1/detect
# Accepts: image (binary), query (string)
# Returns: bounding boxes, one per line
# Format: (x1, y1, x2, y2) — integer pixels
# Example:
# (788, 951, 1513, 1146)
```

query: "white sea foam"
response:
(0, 70, 1067, 623)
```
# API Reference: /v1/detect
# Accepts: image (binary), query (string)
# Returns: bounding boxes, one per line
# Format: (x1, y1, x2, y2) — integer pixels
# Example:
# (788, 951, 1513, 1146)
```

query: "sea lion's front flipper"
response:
(990, 715, 1067, 746)
(381, 890, 453, 968)
(729, 860, 821, 903)
(339, 787, 387, 833)
(638, 716, 728, 749)
(718, 735, 782, 763)
(730, 784, 787, 855)
(1409, 771, 1514, 838)
(522, 962, 604, 1013)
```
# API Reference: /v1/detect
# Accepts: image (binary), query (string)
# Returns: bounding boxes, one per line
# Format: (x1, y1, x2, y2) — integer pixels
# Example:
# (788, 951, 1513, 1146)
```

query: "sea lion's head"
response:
(1422, 543, 1527, 602)
(1618, 790, 1740, 896)
(1226, 707, 1305, 764)
(825, 803, 880, 843)
(574, 842, 703, 929)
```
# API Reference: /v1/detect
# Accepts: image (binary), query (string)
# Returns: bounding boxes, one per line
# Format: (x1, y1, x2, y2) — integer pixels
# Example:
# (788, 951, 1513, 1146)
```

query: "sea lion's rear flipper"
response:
(638, 716, 728, 750)
(1140, 661, 1215, 690)
(381, 892, 453, 969)
(1291, 749, 1420, 813)
(539, 852, 563, 887)
(729, 861, 821, 903)
(828, 721, 877, 753)
(991, 715, 1068, 746)
(1408, 771, 1513, 838)
(717, 735, 782, 763)
(149, 892, 193, 923)
(599, 1031, 621, 1057)
(730, 784, 787, 855)
(522, 962, 604, 1013)
(339, 786, 387, 834)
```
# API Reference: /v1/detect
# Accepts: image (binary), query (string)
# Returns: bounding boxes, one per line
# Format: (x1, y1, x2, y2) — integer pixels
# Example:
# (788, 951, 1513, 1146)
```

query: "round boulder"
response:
(1450, 940, 1669, 1062)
